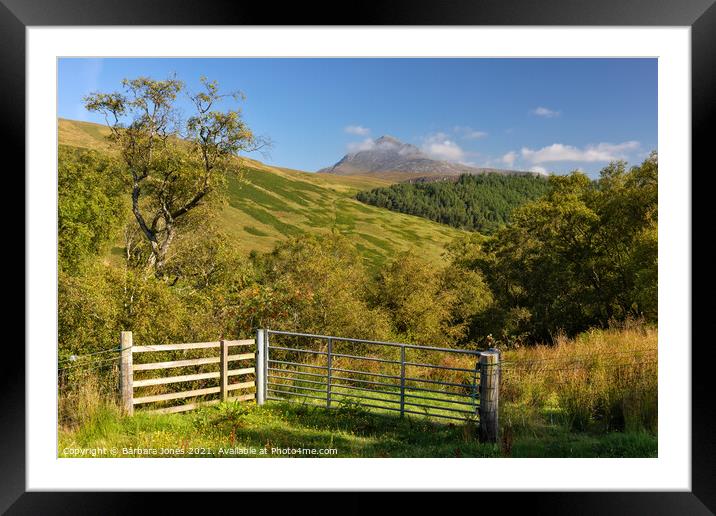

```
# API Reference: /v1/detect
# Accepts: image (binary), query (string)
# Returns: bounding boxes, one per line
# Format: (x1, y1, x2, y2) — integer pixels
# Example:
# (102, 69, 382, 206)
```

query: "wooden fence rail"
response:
(120, 331, 257, 415)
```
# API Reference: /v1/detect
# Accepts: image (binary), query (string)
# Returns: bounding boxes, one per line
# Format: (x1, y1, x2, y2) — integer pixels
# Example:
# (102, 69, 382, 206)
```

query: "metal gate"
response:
(255, 329, 492, 424)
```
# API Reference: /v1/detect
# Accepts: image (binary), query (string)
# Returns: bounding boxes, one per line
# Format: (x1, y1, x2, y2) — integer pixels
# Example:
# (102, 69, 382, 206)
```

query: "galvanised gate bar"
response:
(255, 329, 501, 439)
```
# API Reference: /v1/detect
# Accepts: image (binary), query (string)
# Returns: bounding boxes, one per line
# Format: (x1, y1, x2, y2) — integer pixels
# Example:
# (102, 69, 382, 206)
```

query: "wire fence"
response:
(499, 352, 658, 380)
(58, 353, 121, 427)
(58, 345, 124, 365)
(500, 347, 657, 366)
(57, 337, 658, 432)
(500, 358, 658, 374)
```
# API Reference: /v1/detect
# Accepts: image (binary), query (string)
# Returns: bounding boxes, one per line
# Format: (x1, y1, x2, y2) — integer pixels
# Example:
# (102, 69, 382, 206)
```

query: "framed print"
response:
(6, 0, 712, 512)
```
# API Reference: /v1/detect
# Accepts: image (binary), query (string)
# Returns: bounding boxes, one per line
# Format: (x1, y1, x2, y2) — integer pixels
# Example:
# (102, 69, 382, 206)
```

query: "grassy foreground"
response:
(58, 398, 655, 458)
(58, 327, 657, 459)
(58, 326, 657, 458)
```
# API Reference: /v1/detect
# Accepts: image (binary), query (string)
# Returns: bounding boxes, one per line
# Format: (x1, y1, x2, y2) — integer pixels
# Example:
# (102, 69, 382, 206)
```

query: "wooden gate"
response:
(119, 331, 257, 414)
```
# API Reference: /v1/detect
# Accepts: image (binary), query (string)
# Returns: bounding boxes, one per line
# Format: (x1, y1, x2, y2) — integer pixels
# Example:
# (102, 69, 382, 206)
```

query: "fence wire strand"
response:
(58, 346, 133, 366)
(58, 354, 121, 427)
(58, 356, 121, 371)
(500, 358, 657, 373)
(499, 348, 657, 366)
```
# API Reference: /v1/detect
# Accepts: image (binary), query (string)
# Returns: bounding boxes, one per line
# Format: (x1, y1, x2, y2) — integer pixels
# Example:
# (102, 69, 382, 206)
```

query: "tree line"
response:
(355, 173, 552, 233)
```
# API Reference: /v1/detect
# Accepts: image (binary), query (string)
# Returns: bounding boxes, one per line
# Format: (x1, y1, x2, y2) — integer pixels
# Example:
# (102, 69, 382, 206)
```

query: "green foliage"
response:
(372, 251, 450, 343)
(58, 264, 191, 356)
(356, 173, 551, 233)
(464, 153, 658, 342)
(243, 233, 392, 340)
(58, 263, 124, 356)
(58, 223, 257, 357)
(370, 251, 490, 344)
(84, 75, 261, 275)
(57, 117, 658, 457)
(57, 134, 657, 352)
(440, 262, 494, 343)
(58, 146, 127, 274)
(59, 118, 464, 270)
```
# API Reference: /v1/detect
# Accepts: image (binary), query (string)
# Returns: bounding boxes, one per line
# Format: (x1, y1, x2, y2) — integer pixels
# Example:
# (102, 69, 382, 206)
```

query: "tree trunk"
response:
(153, 225, 176, 278)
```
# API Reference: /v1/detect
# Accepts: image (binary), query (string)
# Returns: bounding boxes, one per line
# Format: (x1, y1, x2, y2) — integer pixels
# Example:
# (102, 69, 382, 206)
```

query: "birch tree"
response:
(85, 76, 264, 276)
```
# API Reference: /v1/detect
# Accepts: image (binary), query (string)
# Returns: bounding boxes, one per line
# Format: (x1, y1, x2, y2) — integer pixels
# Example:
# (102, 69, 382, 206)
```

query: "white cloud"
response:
(520, 141, 640, 163)
(529, 166, 548, 175)
(421, 133, 467, 162)
(345, 125, 371, 136)
(454, 126, 488, 140)
(501, 151, 517, 167)
(530, 106, 560, 118)
(346, 138, 376, 153)
(425, 141, 465, 162)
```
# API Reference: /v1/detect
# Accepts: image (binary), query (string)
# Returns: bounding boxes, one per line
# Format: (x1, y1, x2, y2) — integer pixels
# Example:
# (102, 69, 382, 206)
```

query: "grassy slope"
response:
(59, 118, 465, 268)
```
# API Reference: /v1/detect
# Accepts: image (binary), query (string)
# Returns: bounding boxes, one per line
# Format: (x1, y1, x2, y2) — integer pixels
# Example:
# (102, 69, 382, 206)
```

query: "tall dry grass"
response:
(58, 362, 121, 429)
(500, 324, 657, 434)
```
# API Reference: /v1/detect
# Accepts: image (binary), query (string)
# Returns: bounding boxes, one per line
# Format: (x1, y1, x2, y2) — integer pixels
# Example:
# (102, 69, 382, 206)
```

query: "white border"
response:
(27, 27, 690, 491)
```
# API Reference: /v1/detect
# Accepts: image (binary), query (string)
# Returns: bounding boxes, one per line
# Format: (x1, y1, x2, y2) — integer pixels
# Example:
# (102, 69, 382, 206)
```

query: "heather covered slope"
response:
(59, 119, 465, 268)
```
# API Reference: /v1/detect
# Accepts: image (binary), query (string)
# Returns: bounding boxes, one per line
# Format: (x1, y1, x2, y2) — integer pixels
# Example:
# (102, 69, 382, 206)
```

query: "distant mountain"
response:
(318, 135, 537, 178)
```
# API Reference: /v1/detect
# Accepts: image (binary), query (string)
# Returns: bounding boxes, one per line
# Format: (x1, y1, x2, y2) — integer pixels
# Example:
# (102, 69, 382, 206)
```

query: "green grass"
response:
(58, 400, 494, 458)
(243, 226, 270, 237)
(58, 398, 656, 458)
(266, 373, 480, 423)
(220, 166, 466, 268)
(57, 326, 657, 458)
(508, 425, 656, 458)
(59, 118, 467, 269)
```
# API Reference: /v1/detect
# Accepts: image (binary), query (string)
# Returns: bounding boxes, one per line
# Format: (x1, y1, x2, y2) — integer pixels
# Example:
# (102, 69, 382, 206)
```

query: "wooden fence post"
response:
(219, 339, 228, 402)
(255, 329, 265, 405)
(479, 350, 500, 443)
(120, 331, 133, 416)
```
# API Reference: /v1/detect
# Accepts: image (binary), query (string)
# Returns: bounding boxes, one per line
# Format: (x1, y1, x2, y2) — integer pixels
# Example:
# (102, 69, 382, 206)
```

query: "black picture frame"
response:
(5, 0, 710, 513)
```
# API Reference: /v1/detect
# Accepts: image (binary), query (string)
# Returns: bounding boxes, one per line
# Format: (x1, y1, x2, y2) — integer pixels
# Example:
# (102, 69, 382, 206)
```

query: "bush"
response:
(58, 146, 127, 274)
(246, 233, 392, 343)
(467, 154, 658, 342)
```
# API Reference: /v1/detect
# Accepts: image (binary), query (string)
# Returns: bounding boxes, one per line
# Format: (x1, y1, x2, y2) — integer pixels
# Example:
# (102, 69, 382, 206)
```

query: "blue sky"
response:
(58, 58, 657, 177)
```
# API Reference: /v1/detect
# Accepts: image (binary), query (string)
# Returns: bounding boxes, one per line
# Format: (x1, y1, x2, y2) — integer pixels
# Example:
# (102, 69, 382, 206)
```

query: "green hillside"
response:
(58, 119, 465, 268)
